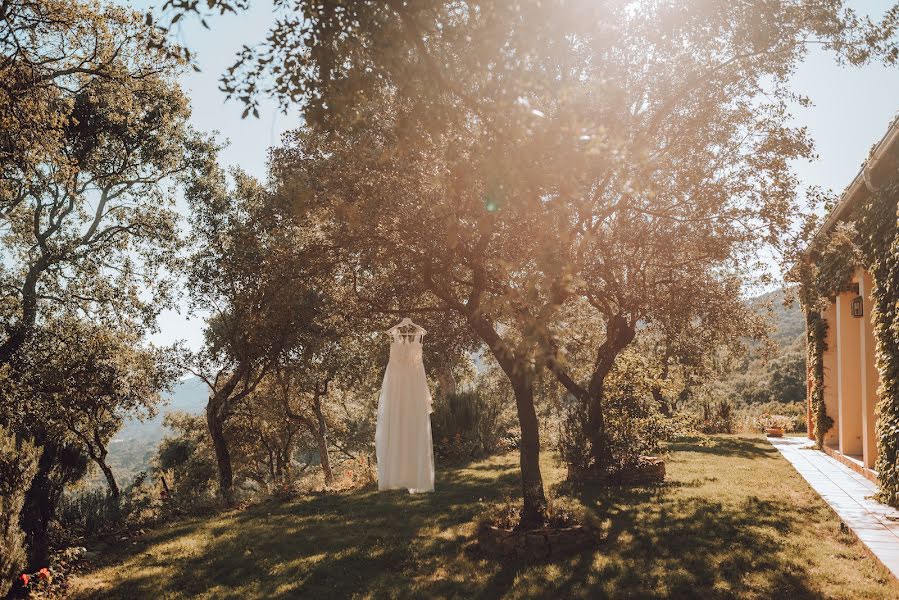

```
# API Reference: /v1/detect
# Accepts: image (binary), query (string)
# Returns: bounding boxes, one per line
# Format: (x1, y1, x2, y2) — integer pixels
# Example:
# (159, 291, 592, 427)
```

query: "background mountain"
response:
(82, 377, 208, 489)
(748, 287, 805, 349)
(702, 286, 808, 430)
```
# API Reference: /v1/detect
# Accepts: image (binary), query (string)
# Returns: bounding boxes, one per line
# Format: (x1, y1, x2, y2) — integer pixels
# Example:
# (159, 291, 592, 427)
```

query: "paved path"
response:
(771, 435, 899, 579)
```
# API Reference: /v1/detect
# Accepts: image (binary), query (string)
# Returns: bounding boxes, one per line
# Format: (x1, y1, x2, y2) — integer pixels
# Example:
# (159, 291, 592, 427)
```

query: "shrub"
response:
(557, 385, 673, 477)
(758, 413, 794, 431)
(667, 411, 703, 437)
(56, 489, 124, 541)
(733, 400, 807, 433)
(604, 390, 672, 472)
(0, 427, 40, 597)
(557, 396, 592, 475)
(431, 390, 510, 461)
(699, 400, 735, 434)
(155, 413, 217, 507)
(122, 471, 162, 523)
(578, 351, 672, 476)
(55, 470, 170, 546)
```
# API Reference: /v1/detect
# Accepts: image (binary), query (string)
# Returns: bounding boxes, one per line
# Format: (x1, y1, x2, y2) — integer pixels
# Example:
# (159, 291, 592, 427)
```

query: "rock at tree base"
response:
(565, 456, 666, 485)
(476, 525, 596, 560)
(613, 456, 665, 485)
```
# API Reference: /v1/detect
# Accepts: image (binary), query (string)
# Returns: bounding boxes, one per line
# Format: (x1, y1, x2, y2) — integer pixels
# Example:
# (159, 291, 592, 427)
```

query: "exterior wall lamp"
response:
(851, 295, 864, 318)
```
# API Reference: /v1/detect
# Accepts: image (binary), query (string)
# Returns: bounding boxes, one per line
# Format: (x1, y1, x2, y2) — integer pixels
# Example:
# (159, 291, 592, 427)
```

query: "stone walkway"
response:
(770, 435, 899, 579)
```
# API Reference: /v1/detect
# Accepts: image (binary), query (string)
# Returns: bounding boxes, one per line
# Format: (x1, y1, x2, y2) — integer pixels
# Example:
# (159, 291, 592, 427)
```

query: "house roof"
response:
(810, 116, 899, 248)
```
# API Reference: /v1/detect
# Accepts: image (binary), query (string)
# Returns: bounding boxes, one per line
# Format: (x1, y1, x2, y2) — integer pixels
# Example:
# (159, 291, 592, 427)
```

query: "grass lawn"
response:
(70, 435, 899, 599)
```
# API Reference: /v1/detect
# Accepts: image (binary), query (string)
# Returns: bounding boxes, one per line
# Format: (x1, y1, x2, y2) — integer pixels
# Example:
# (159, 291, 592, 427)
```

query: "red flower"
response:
(38, 567, 50, 580)
(19, 573, 29, 587)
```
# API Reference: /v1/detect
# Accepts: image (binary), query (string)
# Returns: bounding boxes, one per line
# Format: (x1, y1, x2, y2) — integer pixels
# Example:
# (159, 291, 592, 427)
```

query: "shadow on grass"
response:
(78, 437, 833, 599)
(552, 482, 814, 599)
(668, 435, 777, 459)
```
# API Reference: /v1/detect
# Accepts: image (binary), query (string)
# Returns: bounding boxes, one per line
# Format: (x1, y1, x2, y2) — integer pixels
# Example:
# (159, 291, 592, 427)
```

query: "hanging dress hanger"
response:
(386, 317, 427, 342)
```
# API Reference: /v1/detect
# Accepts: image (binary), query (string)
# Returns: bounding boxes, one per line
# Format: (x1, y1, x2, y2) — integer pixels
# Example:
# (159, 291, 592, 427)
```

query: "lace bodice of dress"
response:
(388, 332, 424, 367)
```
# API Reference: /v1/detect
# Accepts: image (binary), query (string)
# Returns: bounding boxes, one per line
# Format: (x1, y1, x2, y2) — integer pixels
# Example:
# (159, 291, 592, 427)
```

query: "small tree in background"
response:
(0, 0, 201, 570)
(183, 169, 316, 503)
(37, 320, 179, 499)
(0, 426, 39, 597)
(156, 413, 218, 507)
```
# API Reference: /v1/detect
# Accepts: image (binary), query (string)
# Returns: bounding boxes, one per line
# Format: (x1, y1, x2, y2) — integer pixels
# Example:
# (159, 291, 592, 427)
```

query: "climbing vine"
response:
(793, 221, 859, 449)
(805, 311, 831, 448)
(796, 168, 899, 504)
(855, 177, 899, 506)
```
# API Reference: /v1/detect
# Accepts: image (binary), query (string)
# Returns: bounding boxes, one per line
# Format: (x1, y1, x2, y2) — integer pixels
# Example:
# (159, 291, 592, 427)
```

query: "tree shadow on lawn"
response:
(78, 461, 522, 599)
(476, 482, 821, 599)
(668, 435, 778, 460)
(77, 440, 824, 599)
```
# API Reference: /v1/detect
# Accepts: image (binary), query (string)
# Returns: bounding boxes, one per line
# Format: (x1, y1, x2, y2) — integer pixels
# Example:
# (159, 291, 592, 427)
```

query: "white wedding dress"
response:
(376, 329, 435, 493)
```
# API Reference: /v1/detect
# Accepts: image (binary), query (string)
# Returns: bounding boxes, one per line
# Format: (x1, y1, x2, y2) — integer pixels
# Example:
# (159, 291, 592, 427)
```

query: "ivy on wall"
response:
(794, 223, 859, 449)
(856, 179, 899, 506)
(797, 175, 899, 504)
(805, 311, 831, 449)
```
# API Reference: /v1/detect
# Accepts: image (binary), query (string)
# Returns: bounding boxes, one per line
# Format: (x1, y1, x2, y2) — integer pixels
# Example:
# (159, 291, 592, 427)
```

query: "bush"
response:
(56, 489, 124, 541)
(431, 390, 510, 461)
(555, 360, 674, 478)
(699, 400, 735, 434)
(557, 385, 673, 477)
(155, 413, 217, 507)
(604, 389, 672, 472)
(733, 400, 807, 433)
(759, 413, 794, 431)
(557, 396, 592, 475)
(56, 470, 170, 546)
(0, 427, 39, 598)
(667, 411, 703, 437)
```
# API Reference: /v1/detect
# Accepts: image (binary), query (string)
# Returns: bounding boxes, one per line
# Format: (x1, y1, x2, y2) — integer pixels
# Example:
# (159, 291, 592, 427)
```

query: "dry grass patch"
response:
(69, 435, 899, 599)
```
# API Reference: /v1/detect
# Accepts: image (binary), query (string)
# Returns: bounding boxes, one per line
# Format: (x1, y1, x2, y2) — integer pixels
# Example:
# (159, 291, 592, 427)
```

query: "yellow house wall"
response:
(836, 291, 863, 457)
(822, 302, 839, 446)
(860, 270, 879, 469)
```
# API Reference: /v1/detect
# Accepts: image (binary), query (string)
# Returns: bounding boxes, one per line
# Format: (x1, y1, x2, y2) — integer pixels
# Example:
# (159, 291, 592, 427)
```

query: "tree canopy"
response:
(0, 0, 204, 570)
(159, 0, 899, 522)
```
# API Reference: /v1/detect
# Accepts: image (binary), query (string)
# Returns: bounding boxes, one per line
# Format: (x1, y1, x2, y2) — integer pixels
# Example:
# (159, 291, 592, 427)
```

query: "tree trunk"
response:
(586, 376, 613, 472)
(96, 457, 119, 498)
(281, 450, 291, 481)
(510, 376, 547, 528)
(651, 384, 672, 417)
(0, 257, 49, 367)
(652, 354, 673, 416)
(206, 397, 234, 504)
(585, 314, 636, 473)
(466, 312, 547, 527)
(89, 433, 119, 498)
(313, 394, 333, 485)
(435, 362, 456, 397)
(21, 447, 60, 571)
(22, 484, 51, 571)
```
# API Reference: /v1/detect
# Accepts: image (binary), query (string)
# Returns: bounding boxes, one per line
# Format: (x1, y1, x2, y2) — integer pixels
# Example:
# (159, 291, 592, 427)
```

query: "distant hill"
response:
(705, 287, 808, 410)
(748, 287, 805, 348)
(83, 376, 208, 490)
(114, 375, 208, 446)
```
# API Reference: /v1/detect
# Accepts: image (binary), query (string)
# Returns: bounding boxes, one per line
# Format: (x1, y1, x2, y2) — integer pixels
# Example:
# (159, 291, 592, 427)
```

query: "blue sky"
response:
(122, 0, 899, 350)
